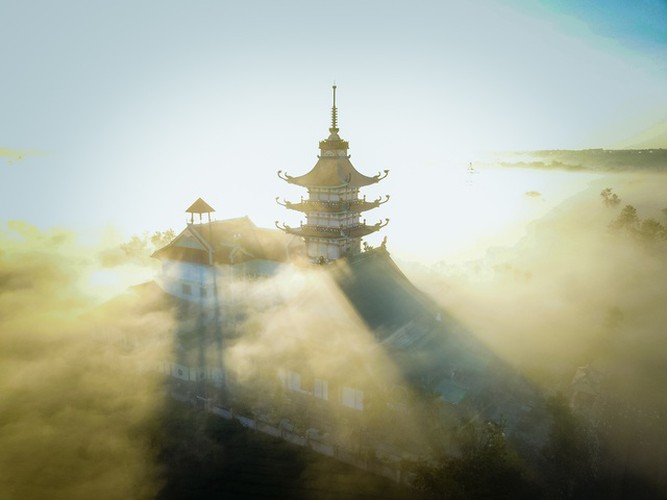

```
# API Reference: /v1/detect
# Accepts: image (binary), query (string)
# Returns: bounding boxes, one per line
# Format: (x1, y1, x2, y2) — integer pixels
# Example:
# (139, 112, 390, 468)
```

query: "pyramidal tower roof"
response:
(186, 197, 215, 214)
(185, 197, 215, 224)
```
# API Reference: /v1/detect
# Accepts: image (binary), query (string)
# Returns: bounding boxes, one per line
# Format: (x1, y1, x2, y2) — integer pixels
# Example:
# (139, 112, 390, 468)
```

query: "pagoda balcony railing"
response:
(275, 195, 389, 213)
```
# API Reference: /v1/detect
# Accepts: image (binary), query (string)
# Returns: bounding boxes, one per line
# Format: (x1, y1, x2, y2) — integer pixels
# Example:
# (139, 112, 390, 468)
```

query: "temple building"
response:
(152, 197, 302, 302)
(276, 85, 389, 262)
(146, 88, 543, 469)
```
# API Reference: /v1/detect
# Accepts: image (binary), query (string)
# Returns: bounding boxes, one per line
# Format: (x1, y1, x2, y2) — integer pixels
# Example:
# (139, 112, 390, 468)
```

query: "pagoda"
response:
(276, 86, 389, 262)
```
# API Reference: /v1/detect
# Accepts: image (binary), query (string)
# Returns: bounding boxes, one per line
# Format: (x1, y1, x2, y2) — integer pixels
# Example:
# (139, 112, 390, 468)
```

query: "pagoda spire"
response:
(330, 84, 338, 133)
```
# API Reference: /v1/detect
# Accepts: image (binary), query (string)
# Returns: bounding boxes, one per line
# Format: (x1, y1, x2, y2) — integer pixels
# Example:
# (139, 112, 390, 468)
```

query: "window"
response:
(287, 371, 301, 391)
(173, 364, 189, 381)
(314, 378, 328, 400)
(341, 386, 364, 410)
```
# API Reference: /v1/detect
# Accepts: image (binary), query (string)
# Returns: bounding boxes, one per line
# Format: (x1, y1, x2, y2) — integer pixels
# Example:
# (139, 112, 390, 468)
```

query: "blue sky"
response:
(1, 0, 666, 253)
(537, 0, 667, 49)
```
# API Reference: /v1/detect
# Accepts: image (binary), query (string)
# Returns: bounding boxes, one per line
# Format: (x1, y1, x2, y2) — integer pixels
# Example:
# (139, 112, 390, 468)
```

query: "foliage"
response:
(609, 205, 639, 232)
(639, 218, 666, 243)
(542, 393, 596, 499)
(609, 205, 666, 244)
(120, 229, 176, 258)
(600, 188, 621, 207)
(154, 399, 413, 499)
(414, 420, 535, 499)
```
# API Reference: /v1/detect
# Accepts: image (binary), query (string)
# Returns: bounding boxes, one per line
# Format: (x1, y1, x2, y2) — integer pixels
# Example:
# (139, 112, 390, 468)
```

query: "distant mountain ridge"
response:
(493, 148, 667, 172)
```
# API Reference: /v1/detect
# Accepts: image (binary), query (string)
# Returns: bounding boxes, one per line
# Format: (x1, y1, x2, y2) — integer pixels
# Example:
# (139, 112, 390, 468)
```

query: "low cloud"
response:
(0, 222, 173, 500)
(407, 172, 667, 488)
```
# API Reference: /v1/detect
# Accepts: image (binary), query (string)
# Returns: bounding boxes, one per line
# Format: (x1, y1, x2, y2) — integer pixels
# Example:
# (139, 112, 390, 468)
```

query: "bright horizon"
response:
(2, 0, 667, 263)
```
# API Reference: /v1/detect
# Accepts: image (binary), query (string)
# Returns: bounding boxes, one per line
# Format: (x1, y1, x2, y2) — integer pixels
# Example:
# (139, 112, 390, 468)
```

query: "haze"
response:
(2, 1, 667, 498)
(2, 0, 667, 263)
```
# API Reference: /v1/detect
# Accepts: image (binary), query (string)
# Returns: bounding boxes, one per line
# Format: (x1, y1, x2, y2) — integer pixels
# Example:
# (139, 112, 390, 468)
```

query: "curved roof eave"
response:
(286, 157, 381, 188)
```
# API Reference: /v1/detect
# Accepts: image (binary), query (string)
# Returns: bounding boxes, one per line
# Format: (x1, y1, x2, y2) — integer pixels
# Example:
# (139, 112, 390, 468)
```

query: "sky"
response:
(2, 4, 667, 496)
(1, 0, 666, 261)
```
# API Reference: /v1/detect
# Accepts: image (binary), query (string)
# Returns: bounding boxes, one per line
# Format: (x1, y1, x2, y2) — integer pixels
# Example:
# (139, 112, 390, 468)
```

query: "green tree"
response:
(600, 188, 621, 208)
(120, 234, 148, 257)
(120, 229, 175, 258)
(542, 394, 596, 499)
(638, 218, 666, 243)
(414, 420, 534, 499)
(609, 206, 667, 245)
(151, 229, 176, 249)
(609, 205, 639, 233)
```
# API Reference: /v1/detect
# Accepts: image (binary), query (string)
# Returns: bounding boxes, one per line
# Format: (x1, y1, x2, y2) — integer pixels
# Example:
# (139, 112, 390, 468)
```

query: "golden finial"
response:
(330, 83, 338, 132)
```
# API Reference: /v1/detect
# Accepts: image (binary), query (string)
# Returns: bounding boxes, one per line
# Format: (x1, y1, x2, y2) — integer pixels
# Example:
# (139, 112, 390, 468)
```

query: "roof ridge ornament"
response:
(330, 83, 339, 133)
(277, 170, 293, 182)
(373, 169, 390, 181)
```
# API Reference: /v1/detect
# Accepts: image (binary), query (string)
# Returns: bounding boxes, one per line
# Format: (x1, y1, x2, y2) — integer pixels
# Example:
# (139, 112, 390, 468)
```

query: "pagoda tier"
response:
(276, 195, 389, 214)
(276, 85, 389, 262)
(277, 164, 388, 188)
(276, 219, 389, 239)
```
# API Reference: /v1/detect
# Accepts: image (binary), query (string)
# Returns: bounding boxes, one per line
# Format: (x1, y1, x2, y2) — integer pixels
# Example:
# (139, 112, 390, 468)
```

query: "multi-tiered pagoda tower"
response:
(276, 86, 389, 262)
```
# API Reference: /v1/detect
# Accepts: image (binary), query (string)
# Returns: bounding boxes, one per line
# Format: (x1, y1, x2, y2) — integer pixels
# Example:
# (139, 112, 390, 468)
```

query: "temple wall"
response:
(157, 259, 286, 303)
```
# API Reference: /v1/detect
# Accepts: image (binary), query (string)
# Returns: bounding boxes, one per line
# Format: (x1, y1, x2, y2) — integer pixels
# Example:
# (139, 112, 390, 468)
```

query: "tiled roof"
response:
(153, 217, 304, 265)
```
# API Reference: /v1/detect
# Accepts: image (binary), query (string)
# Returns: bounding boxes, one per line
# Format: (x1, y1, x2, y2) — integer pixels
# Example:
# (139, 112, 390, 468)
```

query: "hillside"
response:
(493, 149, 667, 172)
